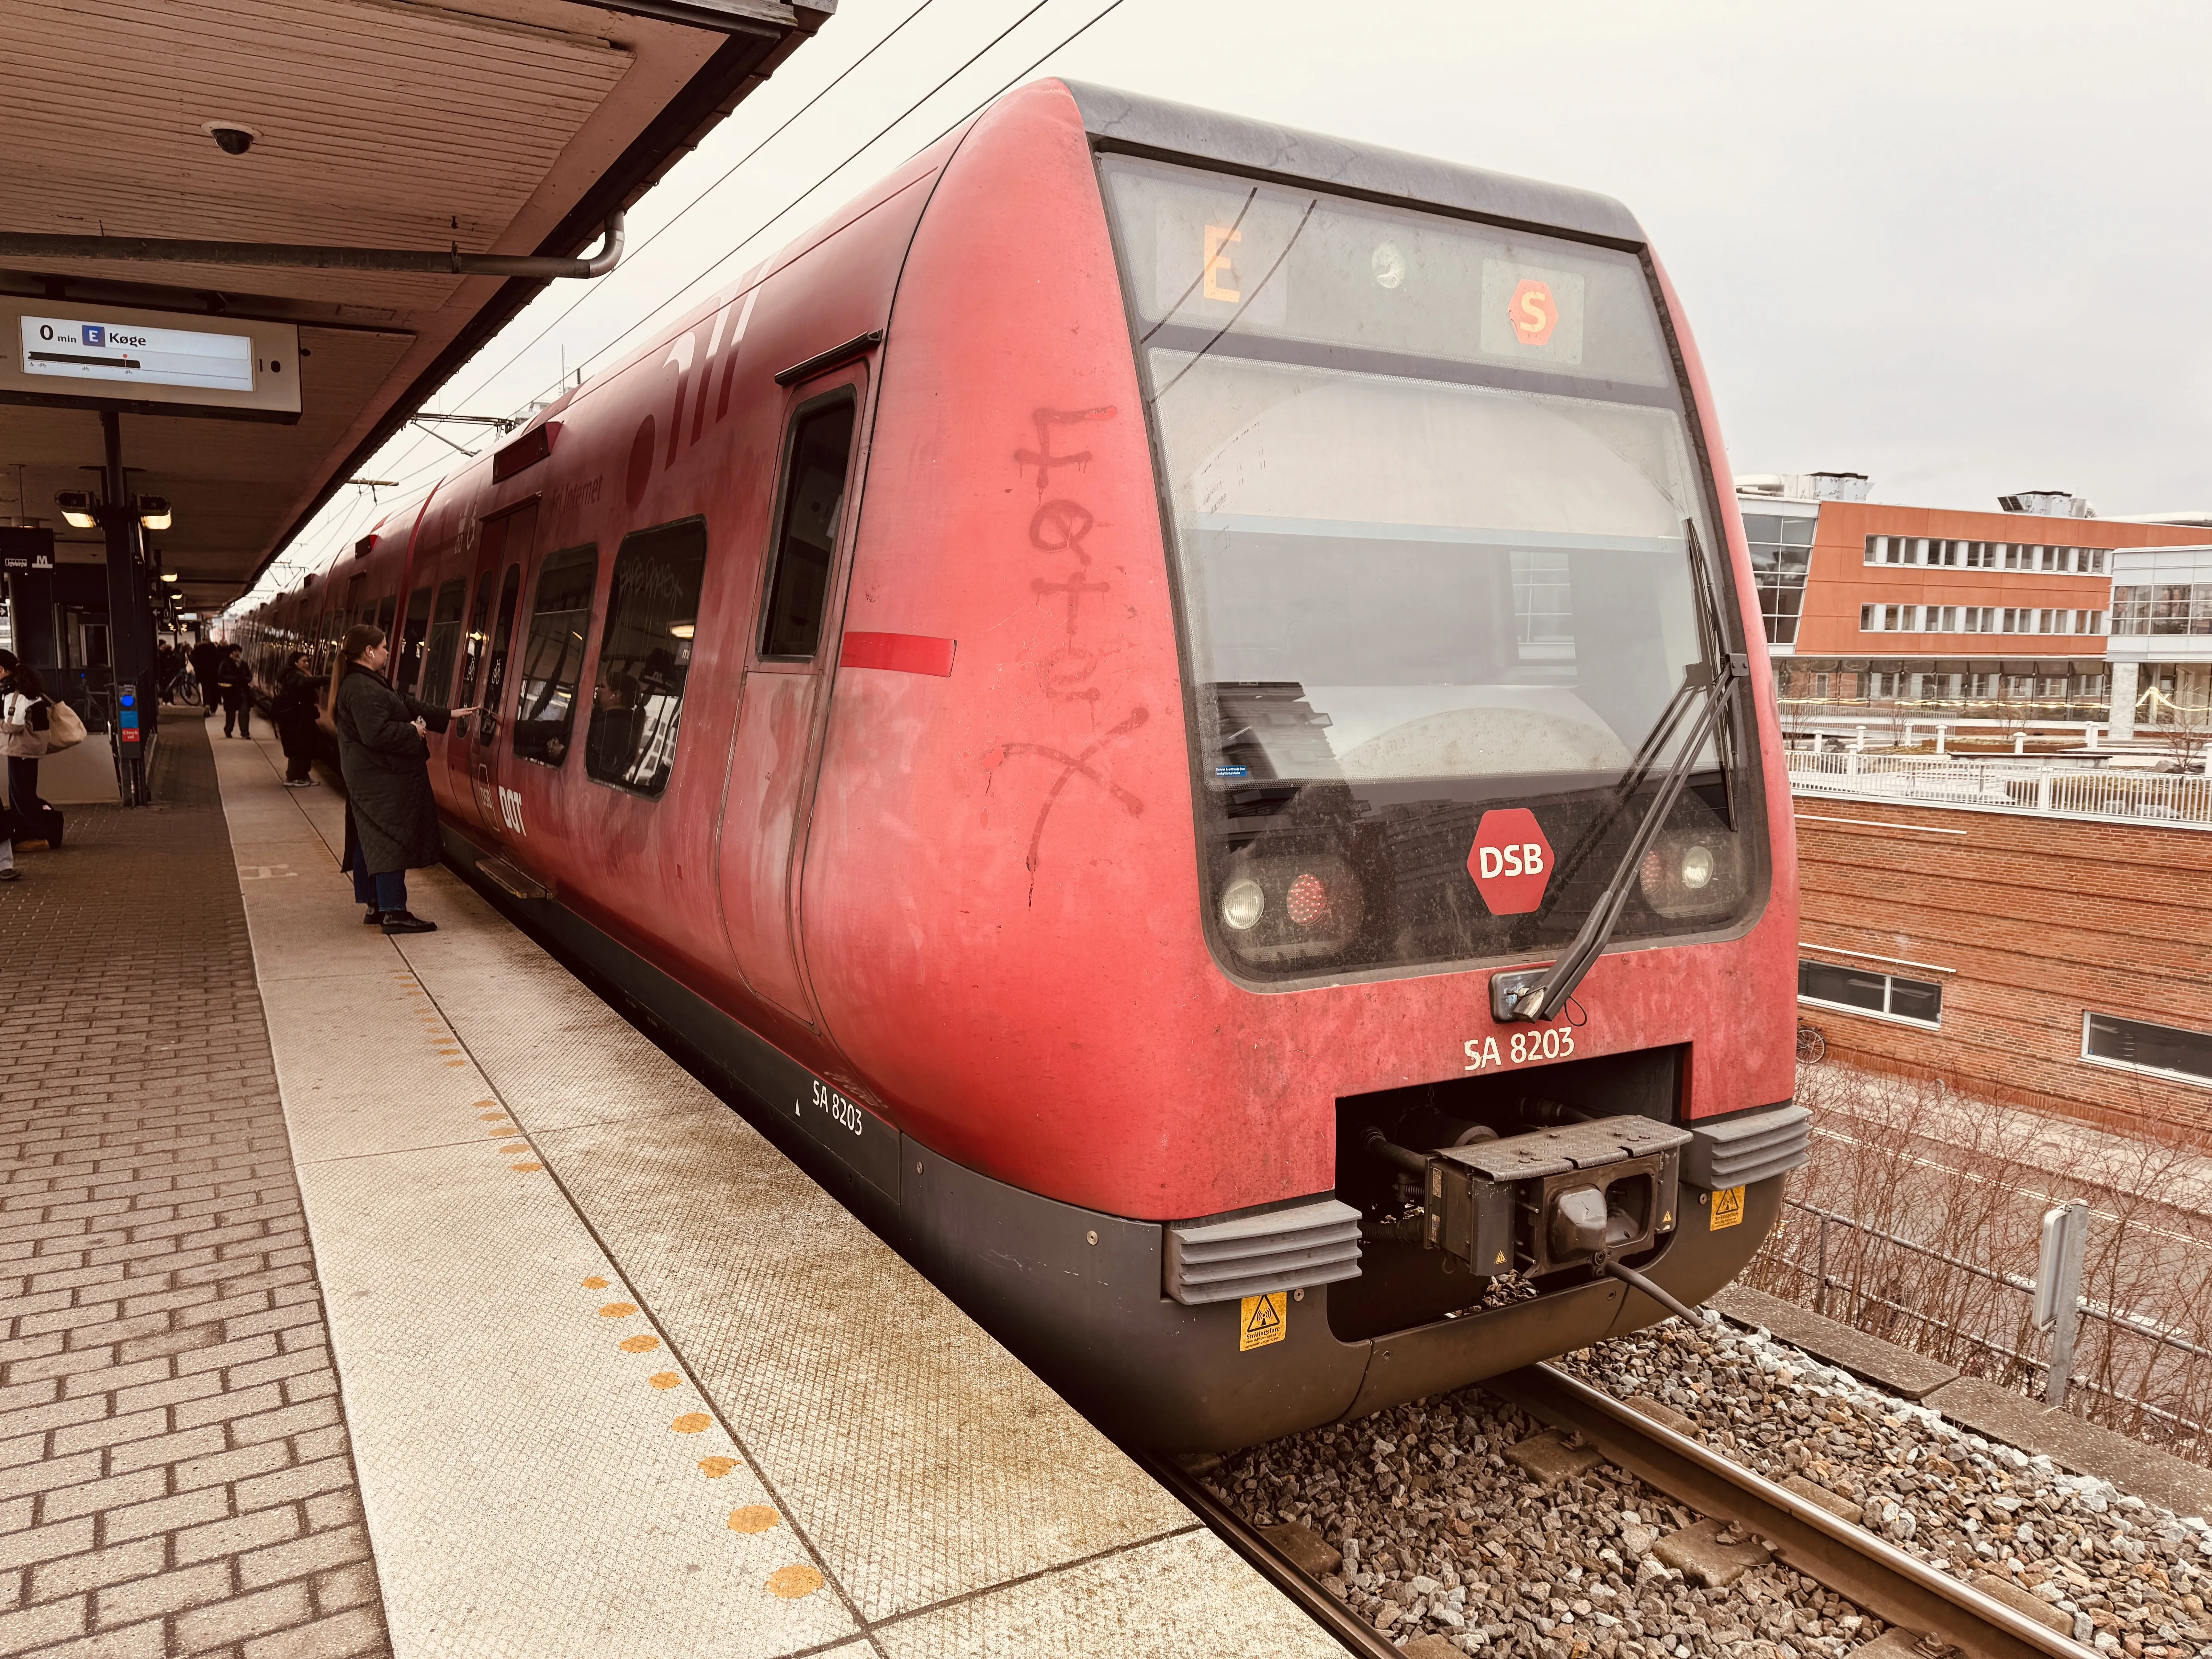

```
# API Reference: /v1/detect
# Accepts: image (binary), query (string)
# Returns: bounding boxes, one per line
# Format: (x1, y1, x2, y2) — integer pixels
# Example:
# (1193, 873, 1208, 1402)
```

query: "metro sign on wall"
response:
(1468, 808, 1554, 915)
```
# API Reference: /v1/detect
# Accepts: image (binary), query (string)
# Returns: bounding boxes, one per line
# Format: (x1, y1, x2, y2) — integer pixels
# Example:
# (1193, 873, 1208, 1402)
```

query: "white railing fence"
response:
(1787, 750, 2212, 828)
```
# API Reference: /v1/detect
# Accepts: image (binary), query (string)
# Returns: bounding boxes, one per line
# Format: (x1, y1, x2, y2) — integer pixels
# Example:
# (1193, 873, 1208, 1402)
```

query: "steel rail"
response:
(1130, 1447, 1403, 1659)
(1487, 1363, 2086, 1659)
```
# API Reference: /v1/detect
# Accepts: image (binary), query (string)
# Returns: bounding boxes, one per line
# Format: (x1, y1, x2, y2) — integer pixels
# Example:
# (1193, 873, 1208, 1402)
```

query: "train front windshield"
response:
(1100, 155, 1764, 982)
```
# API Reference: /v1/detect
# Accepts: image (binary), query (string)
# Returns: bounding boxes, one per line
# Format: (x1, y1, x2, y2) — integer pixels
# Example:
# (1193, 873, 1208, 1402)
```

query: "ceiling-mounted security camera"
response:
(201, 121, 261, 156)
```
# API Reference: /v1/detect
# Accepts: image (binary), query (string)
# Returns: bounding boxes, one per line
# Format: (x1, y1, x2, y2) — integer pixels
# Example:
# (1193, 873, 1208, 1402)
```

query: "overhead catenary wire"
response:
(238, 0, 1133, 612)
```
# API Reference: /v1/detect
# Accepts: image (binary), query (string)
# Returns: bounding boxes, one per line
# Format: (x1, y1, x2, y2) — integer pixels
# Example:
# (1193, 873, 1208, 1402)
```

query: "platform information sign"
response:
(22, 315, 254, 392)
(0, 299, 301, 419)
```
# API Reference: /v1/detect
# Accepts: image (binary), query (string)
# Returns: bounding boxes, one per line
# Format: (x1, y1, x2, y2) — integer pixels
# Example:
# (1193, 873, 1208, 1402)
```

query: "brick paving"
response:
(0, 718, 391, 1658)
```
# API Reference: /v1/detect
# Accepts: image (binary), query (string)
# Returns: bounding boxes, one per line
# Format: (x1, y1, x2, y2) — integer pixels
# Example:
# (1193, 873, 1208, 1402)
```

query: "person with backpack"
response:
(273, 650, 322, 787)
(212, 643, 254, 738)
(331, 624, 474, 933)
(0, 651, 60, 855)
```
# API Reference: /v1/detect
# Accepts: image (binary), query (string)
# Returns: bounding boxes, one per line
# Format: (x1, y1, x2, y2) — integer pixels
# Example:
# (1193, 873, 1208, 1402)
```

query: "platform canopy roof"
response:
(0, 0, 832, 613)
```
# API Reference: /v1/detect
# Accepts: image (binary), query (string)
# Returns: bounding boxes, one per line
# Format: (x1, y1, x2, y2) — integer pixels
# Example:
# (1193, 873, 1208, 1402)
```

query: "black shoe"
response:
(382, 912, 438, 934)
(363, 909, 385, 926)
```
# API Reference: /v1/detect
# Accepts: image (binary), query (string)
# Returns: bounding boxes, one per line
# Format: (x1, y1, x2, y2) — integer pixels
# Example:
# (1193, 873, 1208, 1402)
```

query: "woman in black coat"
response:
(272, 651, 322, 787)
(331, 624, 475, 934)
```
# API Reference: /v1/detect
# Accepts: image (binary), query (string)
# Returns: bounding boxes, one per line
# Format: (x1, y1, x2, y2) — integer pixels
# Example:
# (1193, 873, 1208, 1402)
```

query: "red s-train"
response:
(234, 81, 1806, 1449)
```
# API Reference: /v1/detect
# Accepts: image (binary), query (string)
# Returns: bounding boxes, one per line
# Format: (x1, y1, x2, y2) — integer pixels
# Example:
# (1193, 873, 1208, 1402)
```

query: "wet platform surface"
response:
(1, 715, 1334, 1657)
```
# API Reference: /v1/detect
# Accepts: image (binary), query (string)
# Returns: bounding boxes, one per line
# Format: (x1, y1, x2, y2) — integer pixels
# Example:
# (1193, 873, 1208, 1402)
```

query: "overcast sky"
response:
(260, 0, 2212, 596)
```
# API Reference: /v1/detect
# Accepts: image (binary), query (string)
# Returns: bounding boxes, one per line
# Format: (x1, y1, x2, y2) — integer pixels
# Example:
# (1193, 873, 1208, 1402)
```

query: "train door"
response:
(718, 377, 864, 1023)
(450, 500, 535, 842)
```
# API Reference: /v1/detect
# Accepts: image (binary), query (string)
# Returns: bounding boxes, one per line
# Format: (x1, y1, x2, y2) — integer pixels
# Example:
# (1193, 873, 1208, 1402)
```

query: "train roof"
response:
(1060, 81, 1646, 252)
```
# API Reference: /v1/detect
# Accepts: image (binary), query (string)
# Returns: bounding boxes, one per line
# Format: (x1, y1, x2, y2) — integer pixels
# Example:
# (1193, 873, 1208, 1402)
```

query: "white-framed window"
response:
(1800, 960, 1942, 1029)
(2083, 1012, 2212, 1089)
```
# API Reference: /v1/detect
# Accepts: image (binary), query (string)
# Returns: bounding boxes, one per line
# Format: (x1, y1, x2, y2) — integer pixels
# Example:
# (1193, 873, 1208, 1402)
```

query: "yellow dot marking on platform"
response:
(479, 1111, 507, 1121)
(599, 1303, 637, 1319)
(766, 1565, 822, 1599)
(649, 1371, 683, 1390)
(486, 1127, 517, 1137)
(728, 1506, 779, 1534)
(698, 1457, 736, 1478)
(445, 1061, 469, 1068)
(476, 1099, 498, 1108)
(671, 1413, 712, 1434)
(620, 1334, 660, 1353)
(581, 1276, 609, 1289)
(510, 1162, 544, 1173)
(497, 1143, 529, 1155)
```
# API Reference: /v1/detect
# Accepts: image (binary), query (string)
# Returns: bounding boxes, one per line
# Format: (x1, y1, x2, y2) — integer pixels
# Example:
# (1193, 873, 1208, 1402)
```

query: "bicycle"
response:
(1795, 1020, 1826, 1065)
(167, 671, 202, 707)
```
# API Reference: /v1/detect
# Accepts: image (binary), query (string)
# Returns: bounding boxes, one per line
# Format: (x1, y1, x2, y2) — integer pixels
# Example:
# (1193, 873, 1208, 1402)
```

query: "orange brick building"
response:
(1738, 479, 2205, 721)
(1793, 796, 2212, 1138)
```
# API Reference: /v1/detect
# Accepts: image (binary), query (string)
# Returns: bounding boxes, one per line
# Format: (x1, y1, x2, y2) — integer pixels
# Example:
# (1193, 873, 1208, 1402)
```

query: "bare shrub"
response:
(1743, 1063, 2212, 1462)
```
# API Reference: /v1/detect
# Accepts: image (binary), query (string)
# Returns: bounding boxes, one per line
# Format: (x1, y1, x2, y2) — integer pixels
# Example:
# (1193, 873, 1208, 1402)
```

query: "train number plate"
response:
(1464, 1025, 1576, 1072)
(788, 1075, 901, 1200)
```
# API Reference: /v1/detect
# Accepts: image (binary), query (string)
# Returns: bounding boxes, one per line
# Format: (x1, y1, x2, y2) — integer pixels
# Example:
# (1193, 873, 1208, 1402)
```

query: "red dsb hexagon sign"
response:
(1468, 808, 1554, 915)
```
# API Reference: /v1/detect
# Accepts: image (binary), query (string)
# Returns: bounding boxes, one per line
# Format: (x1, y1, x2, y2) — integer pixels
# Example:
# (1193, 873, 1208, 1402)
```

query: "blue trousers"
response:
(350, 864, 408, 913)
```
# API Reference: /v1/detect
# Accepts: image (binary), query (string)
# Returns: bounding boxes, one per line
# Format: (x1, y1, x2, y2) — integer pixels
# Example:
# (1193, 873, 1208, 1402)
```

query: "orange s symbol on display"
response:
(1509, 279, 1559, 346)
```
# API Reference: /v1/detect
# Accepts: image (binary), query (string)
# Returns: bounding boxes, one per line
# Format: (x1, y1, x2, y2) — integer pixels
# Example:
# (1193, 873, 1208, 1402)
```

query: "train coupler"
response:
(1415, 1115, 1692, 1279)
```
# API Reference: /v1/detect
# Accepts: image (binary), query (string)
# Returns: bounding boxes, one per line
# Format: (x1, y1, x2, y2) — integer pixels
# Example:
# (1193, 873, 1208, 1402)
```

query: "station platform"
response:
(0, 715, 1336, 1659)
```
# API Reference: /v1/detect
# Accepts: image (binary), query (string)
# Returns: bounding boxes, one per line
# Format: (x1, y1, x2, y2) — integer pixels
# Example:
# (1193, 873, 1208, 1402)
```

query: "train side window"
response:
(478, 565, 523, 749)
(512, 544, 599, 767)
(587, 518, 707, 797)
(419, 580, 468, 705)
(395, 586, 432, 694)
(759, 398, 856, 660)
(374, 593, 396, 638)
(457, 573, 496, 706)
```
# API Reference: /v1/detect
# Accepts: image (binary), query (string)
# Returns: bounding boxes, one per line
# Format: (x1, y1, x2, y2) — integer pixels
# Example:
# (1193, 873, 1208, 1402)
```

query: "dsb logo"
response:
(1467, 807, 1554, 915)
(1475, 842, 1544, 880)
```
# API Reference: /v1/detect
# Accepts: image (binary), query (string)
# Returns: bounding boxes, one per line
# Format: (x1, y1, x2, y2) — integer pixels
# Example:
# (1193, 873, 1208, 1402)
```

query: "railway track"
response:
(1147, 1361, 2087, 1659)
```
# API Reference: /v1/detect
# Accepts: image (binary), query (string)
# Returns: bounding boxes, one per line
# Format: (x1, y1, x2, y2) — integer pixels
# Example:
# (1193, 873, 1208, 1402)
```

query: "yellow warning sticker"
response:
(1239, 1291, 1287, 1352)
(1710, 1185, 1746, 1231)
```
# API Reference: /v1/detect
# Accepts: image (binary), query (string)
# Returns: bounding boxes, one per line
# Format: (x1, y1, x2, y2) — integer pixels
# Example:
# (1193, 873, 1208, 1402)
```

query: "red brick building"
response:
(1793, 795, 2212, 1138)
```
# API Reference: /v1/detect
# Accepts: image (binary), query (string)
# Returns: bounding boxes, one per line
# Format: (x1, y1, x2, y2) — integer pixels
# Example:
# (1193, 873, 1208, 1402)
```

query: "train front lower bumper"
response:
(896, 1148, 1795, 1452)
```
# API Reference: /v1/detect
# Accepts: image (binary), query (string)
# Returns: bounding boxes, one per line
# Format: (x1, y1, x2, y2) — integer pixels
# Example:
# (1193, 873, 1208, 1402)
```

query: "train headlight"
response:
(1680, 844, 1714, 890)
(1215, 853, 1365, 964)
(1221, 878, 1266, 931)
(1637, 835, 1741, 920)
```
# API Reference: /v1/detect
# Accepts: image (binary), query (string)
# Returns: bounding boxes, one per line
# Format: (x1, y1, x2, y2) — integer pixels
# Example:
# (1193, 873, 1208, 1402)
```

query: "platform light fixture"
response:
(668, 623, 696, 640)
(137, 496, 172, 530)
(55, 489, 98, 529)
(160, 570, 180, 583)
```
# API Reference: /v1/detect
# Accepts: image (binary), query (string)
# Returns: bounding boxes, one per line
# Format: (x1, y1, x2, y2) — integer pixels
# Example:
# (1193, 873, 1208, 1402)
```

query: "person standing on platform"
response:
(0, 651, 56, 856)
(212, 643, 254, 738)
(331, 624, 474, 934)
(189, 638, 222, 716)
(272, 650, 323, 787)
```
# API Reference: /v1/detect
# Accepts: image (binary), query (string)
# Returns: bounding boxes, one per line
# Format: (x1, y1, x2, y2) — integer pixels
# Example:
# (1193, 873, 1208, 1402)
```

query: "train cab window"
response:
(419, 579, 467, 705)
(395, 586, 432, 694)
(760, 399, 856, 660)
(511, 544, 598, 767)
(587, 519, 707, 796)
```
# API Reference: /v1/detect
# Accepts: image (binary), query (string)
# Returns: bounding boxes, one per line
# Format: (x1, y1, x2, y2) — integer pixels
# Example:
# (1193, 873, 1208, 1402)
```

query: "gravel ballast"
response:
(1213, 1315, 2212, 1657)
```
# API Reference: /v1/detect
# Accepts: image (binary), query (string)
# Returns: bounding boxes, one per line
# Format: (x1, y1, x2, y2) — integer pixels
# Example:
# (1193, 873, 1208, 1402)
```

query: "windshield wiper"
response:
(1493, 524, 1747, 1023)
